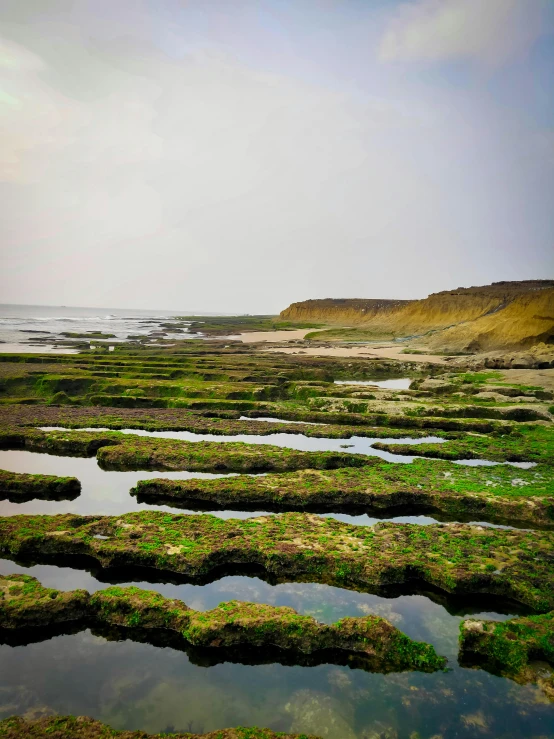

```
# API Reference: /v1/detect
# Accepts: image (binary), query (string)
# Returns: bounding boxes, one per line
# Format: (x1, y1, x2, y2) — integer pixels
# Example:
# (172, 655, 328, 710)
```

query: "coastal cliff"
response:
(280, 298, 411, 325)
(280, 280, 554, 351)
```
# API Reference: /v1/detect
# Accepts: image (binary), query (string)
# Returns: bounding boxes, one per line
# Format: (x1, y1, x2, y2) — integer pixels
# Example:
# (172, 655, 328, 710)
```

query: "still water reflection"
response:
(1, 449, 553, 736)
(39, 426, 445, 462)
(0, 449, 440, 526)
(0, 450, 526, 531)
(1, 555, 553, 739)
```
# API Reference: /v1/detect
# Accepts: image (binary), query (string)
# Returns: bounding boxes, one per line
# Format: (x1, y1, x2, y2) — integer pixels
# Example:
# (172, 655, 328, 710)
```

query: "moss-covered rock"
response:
(372, 425, 554, 465)
(0, 426, 374, 473)
(94, 434, 373, 473)
(0, 574, 89, 628)
(1, 513, 553, 610)
(0, 394, 507, 436)
(0, 715, 318, 738)
(0, 402, 440, 438)
(0, 469, 81, 502)
(97, 587, 444, 670)
(131, 458, 554, 527)
(0, 575, 446, 673)
(459, 611, 554, 700)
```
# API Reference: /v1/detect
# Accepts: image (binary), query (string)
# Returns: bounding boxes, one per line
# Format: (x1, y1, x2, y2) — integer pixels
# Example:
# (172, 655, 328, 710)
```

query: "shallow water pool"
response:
(334, 378, 413, 390)
(39, 426, 445, 463)
(0, 450, 530, 530)
(0, 450, 441, 525)
(0, 555, 551, 739)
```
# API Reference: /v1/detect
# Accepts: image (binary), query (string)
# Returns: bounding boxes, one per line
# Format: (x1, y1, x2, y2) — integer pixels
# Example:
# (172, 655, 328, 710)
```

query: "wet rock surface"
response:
(0, 574, 446, 673)
(460, 610, 554, 700)
(0, 715, 318, 738)
(0, 470, 81, 503)
(1, 513, 553, 610)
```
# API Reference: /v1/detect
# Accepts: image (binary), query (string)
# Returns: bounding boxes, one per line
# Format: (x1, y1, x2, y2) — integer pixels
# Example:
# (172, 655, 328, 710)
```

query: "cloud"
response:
(0, 32, 444, 308)
(0, 37, 165, 185)
(0, 3, 552, 311)
(378, 0, 546, 65)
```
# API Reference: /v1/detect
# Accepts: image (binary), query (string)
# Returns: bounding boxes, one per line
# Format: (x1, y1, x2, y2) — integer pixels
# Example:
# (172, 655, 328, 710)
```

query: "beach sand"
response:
(0, 343, 79, 354)
(261, 344, 448, 363)
(230, 329, 316, 343)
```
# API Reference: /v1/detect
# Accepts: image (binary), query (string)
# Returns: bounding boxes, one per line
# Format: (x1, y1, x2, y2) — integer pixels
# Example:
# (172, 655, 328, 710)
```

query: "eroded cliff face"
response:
(424, 286, 554, 352)
(280, 298, 411, 324)
(280, 281, 554, 351)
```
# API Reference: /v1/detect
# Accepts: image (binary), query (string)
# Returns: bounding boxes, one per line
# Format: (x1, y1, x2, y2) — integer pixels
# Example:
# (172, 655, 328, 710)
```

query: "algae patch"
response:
(0, 574, 446, 674)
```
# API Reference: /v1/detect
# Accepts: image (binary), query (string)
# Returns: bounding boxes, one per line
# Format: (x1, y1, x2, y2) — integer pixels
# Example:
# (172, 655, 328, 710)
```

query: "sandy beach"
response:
(262, 344, 448, 364)
(231, 329, 316, 343)
(229, 327, 449, 362)
(0, 343, 79, 354)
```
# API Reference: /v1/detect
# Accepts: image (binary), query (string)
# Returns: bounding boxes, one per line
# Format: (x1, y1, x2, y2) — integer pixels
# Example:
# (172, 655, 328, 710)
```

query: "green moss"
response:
(460, 611, 554, 699)
(0, 402, 449, 438)
(0, 575, 445, 673)
(49, 391, 74, 406)
(454, 372, 504, 385)
(132, 457, 554, 527)
(0, 469, 81, 502)
(373, 425, 554, 465)
(0, 573, 89, 628)
(1, 513, 553, 610)
(0, 714, 319, 738)
(1, 425, 375, 473)
(96, 434, 372, 473)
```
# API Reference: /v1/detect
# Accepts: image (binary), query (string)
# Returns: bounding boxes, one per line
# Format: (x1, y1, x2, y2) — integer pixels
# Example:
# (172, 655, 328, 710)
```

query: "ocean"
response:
(0, 304, 201, 352)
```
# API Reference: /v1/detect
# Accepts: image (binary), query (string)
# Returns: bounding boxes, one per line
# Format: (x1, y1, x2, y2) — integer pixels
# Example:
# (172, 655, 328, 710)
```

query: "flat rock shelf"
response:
(0, 469, 81, 502)
(130, 459, 554, 527)
(1, 349, 554, 738)
(1, 512, 553, 611)
(0, 574, 446, 673)
(0, 716, 316, 738)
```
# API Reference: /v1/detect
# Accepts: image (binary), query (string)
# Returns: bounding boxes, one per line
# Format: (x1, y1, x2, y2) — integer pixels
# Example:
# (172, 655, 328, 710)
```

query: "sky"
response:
(0, 0, 553, 313)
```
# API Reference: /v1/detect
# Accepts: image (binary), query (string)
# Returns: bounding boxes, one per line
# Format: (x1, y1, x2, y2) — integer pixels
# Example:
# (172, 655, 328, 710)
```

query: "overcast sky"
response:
(1, 0, 553, 313)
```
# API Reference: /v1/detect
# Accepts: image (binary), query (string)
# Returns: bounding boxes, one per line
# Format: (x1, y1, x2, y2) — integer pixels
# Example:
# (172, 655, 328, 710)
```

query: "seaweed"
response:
(0, 574, 446, 673)
(0, 715, 318, 738)
(0, 469, 81, 502)
(1, 513, 553, 610)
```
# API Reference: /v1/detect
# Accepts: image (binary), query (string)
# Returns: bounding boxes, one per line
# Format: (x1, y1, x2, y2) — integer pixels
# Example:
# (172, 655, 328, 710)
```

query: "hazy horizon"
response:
(1, 272, 553, 317)
(1, 0, 553, 313)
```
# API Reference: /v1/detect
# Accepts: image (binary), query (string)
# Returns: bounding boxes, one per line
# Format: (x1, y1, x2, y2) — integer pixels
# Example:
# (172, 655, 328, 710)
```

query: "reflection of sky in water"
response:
(4, 629, 551, 739)
(39, 426, 537, 472)
(0, 450, 243, 518)
(0, 450, 441, 526)
(334, 378, 413, 389)
(0, 553, 545, 737)
(0, 450, 528, 530)
(0, 557, 521, 631)
(0, 555, 552, 739)
(39, 425, 446, 463)
(1, 441, 552, 737)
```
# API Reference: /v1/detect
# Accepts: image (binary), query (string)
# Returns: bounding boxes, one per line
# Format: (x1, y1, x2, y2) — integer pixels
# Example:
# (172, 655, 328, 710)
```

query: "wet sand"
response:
(263, 344, 448, 364)
(231, 329, 447, 363)
(231, 329, 317, 343)
(0, 343, 79, 354)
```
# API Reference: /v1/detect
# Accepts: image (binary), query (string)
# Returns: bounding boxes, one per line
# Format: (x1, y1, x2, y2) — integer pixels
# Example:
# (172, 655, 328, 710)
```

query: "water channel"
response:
(0, 412, 552, 736)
